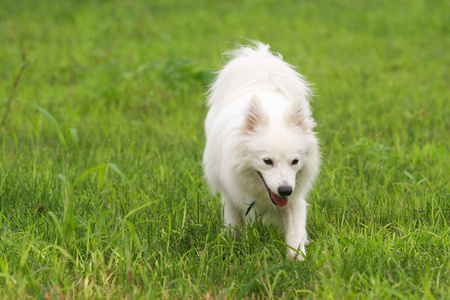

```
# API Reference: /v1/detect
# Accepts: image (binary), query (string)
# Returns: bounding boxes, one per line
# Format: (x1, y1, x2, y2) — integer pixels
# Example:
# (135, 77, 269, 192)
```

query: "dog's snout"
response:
(278, 186, 292, 197)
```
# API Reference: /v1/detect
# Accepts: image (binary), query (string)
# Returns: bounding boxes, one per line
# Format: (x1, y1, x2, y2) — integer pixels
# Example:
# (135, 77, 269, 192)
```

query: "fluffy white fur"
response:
(203, 42, 320, 260)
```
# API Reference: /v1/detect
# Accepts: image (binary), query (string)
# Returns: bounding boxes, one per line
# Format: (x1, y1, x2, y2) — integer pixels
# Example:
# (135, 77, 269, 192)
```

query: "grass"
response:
(0, 0, 449, 298)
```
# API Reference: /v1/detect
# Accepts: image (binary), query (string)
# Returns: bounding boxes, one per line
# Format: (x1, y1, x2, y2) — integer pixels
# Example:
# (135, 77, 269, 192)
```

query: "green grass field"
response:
(1, 0, 449, 298)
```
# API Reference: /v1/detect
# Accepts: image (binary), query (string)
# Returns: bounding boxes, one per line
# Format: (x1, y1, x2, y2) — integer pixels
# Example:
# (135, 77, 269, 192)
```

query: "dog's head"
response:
(241, 94, 318, 207)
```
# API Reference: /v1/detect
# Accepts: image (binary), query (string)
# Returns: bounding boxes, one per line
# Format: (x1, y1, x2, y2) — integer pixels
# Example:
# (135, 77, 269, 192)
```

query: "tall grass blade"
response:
(34, 105, 66, 149)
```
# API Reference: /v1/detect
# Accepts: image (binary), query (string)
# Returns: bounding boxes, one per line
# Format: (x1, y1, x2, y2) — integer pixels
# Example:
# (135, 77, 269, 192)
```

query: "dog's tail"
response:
(207, 42, 312, 110)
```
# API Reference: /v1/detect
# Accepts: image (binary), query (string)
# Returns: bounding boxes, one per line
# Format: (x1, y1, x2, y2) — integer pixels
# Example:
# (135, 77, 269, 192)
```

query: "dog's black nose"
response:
(278, 186, 292, 197)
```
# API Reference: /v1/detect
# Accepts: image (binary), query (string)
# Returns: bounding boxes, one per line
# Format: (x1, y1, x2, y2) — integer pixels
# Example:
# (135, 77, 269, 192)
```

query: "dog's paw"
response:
(287, 248, 306, 261)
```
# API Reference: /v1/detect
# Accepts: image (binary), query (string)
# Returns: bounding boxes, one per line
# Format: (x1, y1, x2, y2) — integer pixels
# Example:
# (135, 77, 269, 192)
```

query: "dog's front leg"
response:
(284, 199, 309, 261)
(222, 195, 245, 236)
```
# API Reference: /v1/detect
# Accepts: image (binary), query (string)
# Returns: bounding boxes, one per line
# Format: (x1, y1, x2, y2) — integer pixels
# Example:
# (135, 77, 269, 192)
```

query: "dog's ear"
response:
(243, 94, 267, 133)
(286, 99, 317, 132)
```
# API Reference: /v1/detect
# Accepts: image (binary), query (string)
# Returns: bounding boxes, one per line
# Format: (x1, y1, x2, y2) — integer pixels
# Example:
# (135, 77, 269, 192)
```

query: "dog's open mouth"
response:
(257, 172, 288, 207)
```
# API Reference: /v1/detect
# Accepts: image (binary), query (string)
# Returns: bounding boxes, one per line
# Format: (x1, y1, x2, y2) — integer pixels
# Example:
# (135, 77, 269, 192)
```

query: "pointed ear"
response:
(286, 100, 317, 132)
(243, 94, 267, 133)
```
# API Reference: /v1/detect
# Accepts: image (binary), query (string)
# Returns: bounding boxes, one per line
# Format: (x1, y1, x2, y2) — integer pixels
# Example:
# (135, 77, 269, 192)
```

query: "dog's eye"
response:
(292, 159, 299, 165)
(263, 158, 274, 166)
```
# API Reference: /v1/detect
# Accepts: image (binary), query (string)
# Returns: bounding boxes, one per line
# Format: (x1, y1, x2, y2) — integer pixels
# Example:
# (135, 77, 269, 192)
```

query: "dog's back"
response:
(207, 42, 311, 116)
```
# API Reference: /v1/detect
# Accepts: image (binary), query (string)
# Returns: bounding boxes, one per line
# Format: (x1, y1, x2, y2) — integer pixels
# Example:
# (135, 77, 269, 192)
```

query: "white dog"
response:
(203, 42, 320, 260)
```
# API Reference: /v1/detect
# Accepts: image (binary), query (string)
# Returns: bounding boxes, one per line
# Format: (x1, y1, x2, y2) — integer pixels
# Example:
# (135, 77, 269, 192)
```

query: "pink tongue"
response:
(270, 191, 288, 207)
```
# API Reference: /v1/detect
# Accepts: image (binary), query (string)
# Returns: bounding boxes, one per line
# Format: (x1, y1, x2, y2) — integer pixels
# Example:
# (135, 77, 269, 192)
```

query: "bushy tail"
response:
(207, 42, 312, 110)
